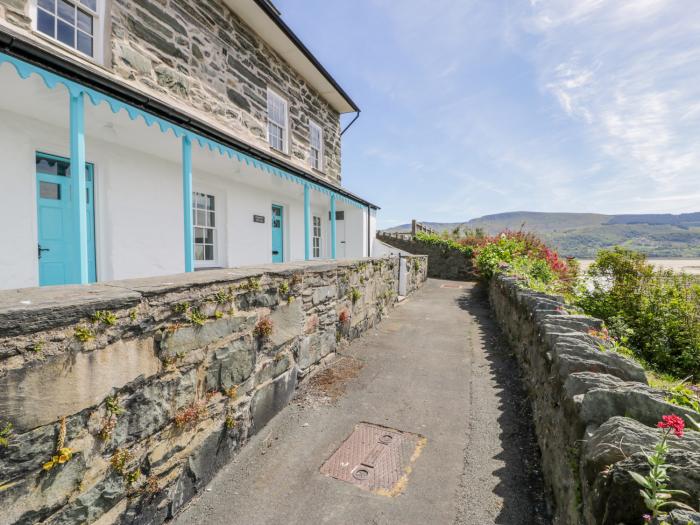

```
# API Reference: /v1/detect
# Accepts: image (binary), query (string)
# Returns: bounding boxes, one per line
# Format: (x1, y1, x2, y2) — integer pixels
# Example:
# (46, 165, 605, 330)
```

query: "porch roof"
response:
(0, 29, 377, 210)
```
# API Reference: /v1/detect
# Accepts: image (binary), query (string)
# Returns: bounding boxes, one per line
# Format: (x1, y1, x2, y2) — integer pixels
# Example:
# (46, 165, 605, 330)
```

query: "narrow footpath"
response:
(173, 279, 549, 525)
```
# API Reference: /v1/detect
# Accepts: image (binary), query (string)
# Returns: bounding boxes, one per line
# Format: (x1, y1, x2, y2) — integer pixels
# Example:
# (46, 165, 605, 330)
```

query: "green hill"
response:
(385, 212, 700, 258)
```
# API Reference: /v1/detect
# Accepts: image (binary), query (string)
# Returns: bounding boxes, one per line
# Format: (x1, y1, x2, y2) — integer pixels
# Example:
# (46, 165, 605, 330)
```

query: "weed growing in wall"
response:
(74, 326, 94, 342)
(174, 402, 208, 429)
(254, 317, 273, 339)
(43, 417, 73, 471)
(187, 308, 207, 327)
(0, 420, 13, 447)
(278, 281, 290, 295)
(348, 288, 362, 304)
(92, 310, 117, 326)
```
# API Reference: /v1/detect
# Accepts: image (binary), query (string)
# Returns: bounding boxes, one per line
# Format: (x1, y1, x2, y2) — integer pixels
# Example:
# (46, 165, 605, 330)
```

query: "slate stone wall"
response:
(377, 233, 476, 281)
(489, 274, 700, 525)
(0, 0, 343, 184)
(0, 256, 427, 525)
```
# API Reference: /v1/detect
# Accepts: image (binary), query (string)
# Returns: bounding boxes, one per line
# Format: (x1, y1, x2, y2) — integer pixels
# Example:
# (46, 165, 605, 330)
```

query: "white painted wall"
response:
(0, 106, 373, 290)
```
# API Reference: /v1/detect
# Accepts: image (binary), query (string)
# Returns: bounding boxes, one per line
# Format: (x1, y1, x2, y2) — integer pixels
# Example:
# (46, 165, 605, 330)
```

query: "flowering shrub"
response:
(631, 415, 695, 522)
(468, 230, 577, 293)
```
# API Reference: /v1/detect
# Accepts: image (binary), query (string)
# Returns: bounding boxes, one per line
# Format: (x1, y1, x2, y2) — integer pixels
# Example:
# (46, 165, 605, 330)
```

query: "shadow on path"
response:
(456, 283, 551, 525)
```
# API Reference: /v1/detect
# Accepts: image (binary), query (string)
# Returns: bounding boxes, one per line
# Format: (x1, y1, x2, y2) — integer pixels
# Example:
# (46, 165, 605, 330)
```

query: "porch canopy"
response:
(0, 51, 366, 284)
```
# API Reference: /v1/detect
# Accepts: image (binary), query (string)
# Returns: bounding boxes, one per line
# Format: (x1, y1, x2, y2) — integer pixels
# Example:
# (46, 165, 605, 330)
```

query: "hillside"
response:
(385, 211, 700, 258)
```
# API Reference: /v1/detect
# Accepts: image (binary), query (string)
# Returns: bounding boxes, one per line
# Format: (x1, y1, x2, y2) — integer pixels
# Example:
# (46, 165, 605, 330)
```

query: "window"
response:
(309, 121, 323, 171)
(267, 89, 288, 153)
(193, 192, 216, 265)
(35, 0, 100, 59)
(312, 216, 321, 258)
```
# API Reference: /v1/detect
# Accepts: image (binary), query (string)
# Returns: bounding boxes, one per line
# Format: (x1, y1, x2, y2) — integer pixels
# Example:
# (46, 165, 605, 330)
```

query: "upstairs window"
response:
(193, 192, 217, 266)
(35, 0, 101, 60)
(309, 121, 323, 171)
(267, 89, 288, 153)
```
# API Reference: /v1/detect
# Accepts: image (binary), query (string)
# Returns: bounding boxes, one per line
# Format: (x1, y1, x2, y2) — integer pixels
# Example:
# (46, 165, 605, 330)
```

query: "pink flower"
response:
(642, 514, 652, 523)
(657, 414, 685, 438)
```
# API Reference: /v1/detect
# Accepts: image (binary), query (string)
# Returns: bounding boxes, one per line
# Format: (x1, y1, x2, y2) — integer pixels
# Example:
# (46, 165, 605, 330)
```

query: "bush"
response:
(576, 247, 700, 378)
(415, 231, 473, 256)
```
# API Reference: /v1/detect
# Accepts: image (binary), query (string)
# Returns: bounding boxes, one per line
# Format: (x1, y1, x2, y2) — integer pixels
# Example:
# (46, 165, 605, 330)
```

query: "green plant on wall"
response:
(172, 302, 190, 314)
(245, 277, 261, 292)
(74, 326, 94, 342)
(92, 310, 117, 326)
(348, 287, 362, 304)
(187, 308, 207, 327)
(43, 417, 73, 471)
(278, 281, 290, 295)
(213, 289, 233, 305)
(0, 420, 13, 447)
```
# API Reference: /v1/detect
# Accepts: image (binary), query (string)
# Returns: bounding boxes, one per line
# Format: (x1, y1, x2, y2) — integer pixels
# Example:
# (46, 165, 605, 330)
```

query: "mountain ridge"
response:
(384, 211, 700, 258)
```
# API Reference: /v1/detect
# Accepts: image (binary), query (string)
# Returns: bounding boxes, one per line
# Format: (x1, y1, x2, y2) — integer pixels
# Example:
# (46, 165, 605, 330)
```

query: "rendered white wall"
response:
(0, 106, 369, 290)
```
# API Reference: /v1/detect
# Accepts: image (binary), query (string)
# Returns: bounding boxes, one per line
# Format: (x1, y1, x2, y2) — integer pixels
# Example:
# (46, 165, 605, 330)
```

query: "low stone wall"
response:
(489, 275, 700, 525)
(0, 256, 427, 525)
(376, 234, 475, 280)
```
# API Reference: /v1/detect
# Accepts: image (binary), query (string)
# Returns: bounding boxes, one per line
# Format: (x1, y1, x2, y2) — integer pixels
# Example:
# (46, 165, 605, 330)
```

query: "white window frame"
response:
(312, 215, 322, 258)
(192, 191, 218, 268)
(267, 88, 289, 154)
(29, 0, 106, 64)
(308, 121, 323, 172)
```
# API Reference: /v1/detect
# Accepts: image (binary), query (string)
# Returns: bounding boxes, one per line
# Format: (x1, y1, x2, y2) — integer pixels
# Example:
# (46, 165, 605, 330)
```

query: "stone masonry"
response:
(0, 257, 427, 525)
(489, 274, 700, 525)
(377, 233, 476, 281)
(0, 0, 343, 184)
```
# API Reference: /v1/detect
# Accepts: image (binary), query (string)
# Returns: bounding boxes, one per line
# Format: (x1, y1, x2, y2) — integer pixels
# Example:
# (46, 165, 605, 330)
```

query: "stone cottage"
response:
(0, 0, 376, 289)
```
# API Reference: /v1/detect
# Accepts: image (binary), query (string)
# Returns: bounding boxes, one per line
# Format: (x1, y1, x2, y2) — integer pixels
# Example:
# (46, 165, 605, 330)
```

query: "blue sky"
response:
(275, 0, 700, 228)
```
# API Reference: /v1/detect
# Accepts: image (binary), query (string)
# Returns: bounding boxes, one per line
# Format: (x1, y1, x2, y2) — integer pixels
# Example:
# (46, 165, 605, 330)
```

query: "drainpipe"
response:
(366, 205, 371, 257)
(340, 110, 360, 136)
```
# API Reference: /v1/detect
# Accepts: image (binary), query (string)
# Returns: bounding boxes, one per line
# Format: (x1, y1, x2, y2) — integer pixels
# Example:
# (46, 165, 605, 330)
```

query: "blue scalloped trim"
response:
(0, 52, 362, 208)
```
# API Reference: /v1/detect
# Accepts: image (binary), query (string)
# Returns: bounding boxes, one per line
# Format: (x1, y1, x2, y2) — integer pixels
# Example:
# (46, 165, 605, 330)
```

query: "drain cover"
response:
(320, 422, 426, 496)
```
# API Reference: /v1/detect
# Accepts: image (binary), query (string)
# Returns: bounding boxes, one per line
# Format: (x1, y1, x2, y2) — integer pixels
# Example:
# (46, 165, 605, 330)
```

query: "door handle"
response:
(38, 244, 50, 259)
(272, 250, 279, 255)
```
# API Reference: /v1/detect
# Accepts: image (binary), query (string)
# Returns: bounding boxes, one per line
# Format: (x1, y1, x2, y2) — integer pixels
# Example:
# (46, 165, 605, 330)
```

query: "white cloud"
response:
(523, 0, 700, 208)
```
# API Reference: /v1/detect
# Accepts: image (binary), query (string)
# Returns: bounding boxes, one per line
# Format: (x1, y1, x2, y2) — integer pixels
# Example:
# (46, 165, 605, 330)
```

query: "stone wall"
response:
(377, 234, 475, 281)
(489, 274, 700, 525)
(0, 256, 427, 525)
(0, 0, 343, 184)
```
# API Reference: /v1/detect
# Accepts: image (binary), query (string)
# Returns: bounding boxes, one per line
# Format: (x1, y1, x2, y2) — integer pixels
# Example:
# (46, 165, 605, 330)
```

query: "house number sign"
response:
(253, 215, 265, 223)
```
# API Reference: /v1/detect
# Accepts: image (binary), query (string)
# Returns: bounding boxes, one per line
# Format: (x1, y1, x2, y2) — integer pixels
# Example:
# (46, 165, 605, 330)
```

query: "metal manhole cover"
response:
(320, 422, 426, 496)
(440, 283, 464, 289)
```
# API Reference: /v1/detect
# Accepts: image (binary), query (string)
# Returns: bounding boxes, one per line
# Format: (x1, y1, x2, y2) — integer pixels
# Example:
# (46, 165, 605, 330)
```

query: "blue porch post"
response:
(330, 194, 337, 259)
(304, 184, 311, 260)
(70, 92, 89, 284)
(182, 136, 194, 272)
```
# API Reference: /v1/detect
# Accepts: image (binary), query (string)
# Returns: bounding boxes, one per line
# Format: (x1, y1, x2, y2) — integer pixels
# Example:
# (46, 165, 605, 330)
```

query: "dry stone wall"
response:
(0, 0, 343, 183)
(376, 234, 475, 281)
(0, 257, 427, 525)
(489, 274, 700, 525)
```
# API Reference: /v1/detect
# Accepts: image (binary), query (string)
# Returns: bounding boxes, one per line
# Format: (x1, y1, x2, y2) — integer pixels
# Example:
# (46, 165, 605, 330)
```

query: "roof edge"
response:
(249, 0, 360, 113)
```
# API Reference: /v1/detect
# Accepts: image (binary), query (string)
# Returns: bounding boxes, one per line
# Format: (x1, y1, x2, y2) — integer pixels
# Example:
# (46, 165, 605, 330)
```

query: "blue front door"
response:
(271, 204, 284, 263)
(36, 153, 96, 286)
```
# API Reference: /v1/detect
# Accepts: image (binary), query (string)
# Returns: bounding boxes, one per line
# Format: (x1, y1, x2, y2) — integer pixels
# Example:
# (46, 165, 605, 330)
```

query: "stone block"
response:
(123, 369, 196, 442)
(255, 354, 291, 385)
(268, 300, 304, 348)
(312, 285, 336, 305)
(161, 313, 255, 356)
(580, 385, 700, 428)
(250, 369, 297, 434)
(204, 337, 255, 391)
(0, 337, 160, 432)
